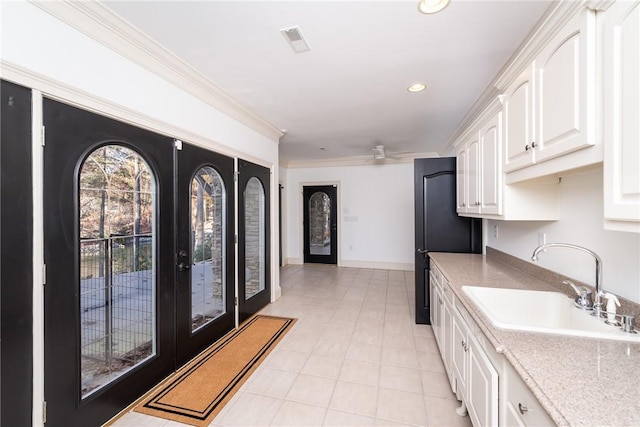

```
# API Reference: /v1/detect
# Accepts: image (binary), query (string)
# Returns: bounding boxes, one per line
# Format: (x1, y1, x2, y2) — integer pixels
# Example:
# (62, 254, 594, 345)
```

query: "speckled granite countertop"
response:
(429, 250, 640, 427)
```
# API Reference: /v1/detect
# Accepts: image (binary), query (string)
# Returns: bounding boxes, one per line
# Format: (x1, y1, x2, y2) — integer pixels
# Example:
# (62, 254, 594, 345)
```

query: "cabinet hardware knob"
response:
(531, 141, 537, 148)
(462, 202, 466, 207)
(518, 403, 528, 414)
(525, 144, 531, 151)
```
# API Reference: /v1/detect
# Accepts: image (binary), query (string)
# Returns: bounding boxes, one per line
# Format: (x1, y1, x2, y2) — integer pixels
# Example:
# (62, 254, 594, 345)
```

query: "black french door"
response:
(43, 99, 176, 426)
(303, 185, 338, 265)
(175, 142, 235, 366)
(238, 159, 271, 323)
(42, 101, 239, 426)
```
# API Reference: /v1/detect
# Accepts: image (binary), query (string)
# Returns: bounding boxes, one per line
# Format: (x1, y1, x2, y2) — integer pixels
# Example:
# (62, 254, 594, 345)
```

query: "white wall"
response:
(486, 165, 640, 303)
(284, 163, 415, 270)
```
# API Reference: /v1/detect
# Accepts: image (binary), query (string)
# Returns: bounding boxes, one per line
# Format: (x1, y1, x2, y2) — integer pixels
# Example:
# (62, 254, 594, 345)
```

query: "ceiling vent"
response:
(280, 26, 311, 53)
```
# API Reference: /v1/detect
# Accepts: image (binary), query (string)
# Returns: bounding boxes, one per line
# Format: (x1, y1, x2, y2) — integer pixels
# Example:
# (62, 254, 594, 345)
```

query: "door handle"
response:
(177, 249, 190, 272)
(417, 248, 428, 254)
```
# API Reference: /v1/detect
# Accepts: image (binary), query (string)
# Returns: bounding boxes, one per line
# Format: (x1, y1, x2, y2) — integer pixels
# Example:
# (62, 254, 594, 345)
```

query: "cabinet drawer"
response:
(504, 363, 553, 426)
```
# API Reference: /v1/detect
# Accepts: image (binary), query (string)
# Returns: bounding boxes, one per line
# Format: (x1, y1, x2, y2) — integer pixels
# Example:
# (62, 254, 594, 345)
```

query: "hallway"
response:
(114, 265, 472, 426)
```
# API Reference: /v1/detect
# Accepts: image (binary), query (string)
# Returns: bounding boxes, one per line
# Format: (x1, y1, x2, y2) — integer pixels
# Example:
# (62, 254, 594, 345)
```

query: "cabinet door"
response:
(452, 308, 467, 396)
(429, 271, 438, 326)
(480, 111, 503, 215)
(467, 335, 499, 427)
(504, 64, 535, 172)
(456, 147, 468, 213)
(467, 136, 480, 213)
(604, 0, 640, 231)
(441, 293, 455, 393)
(535, 9, 596, 162)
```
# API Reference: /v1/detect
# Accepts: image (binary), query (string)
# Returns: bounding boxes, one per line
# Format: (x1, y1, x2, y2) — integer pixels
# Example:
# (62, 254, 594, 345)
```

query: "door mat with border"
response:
(134, 314, 296, 426)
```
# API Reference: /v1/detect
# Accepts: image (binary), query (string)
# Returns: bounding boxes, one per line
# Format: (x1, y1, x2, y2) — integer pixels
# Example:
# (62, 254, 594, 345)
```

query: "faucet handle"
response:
(563, 280, 593, 310)
(619, 315, 637, 334)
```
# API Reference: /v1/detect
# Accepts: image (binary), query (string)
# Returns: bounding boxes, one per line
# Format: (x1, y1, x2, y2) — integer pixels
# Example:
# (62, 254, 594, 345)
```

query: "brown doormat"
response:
(134, 315, 296, 426)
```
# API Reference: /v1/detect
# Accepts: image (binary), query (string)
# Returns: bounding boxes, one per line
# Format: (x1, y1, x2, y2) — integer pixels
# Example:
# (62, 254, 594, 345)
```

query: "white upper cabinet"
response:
(603, 0, 640, 232)
(456, 104, 502, 216)
(535, 10, 597, 163)
(504, 65, 535, 172)
(503, 8, 598, 175)
(479, 112, 502, 215)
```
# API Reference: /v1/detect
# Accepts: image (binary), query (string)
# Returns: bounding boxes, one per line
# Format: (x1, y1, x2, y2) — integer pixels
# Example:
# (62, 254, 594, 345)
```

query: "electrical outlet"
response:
(493, 225, 499, 239)
(538, 232, 546, 246)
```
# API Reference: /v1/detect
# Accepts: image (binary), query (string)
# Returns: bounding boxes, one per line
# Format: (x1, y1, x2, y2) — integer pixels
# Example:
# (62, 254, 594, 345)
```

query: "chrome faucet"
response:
(531, 243, 604, 317)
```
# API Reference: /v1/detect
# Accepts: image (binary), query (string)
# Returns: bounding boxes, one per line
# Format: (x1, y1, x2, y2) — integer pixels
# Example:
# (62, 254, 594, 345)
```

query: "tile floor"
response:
(113, 265, 473, 427)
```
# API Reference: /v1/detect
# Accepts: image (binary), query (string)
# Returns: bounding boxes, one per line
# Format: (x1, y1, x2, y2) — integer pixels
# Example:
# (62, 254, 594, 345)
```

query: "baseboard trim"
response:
(340, 260, 414, 271)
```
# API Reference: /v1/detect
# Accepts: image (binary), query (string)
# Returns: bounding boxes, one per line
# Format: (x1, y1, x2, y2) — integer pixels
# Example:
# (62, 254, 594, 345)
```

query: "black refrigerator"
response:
(414, 157, 482, 324)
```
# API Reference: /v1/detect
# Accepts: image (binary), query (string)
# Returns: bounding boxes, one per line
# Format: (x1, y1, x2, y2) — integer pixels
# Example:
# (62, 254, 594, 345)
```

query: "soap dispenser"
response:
(603, 292, 621, 326)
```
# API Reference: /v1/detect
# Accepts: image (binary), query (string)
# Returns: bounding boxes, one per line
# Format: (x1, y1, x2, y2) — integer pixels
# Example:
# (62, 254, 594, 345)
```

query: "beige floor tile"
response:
(313, 337, 351, 358)
(338, 359, 380, 386)
(285, 374, 337, 407)
(279, 334, 319, 353)
(411, 324, 433, 338)
(417, 351, 446, 373)
(352, 326, 384, 346)
(381, 346, 419, 369)
(270, 401, 326, 426)
(266, 349, 310, 372)
(382, 332, 416, 350)
(345, 342, 383, 364)
(424, 396, 473, 427)
(328, 381, 378, 417)
(421, 370, 457, 400)
(383, 319, 415, 335)
(217, 392, 282, 426)
(112, 411, 169, 426)
(301, 355, 344, 379)
(322, 409, 377, 426)
(243, 367, 298, 398)
(376, 388, 428, 426)
(414, 335, 439, 354)
(288, 321, 329, 339)
(379, 365, 423, 394)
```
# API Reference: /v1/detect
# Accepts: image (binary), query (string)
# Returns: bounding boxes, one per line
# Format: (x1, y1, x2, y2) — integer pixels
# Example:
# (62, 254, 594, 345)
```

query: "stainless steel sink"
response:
(462, 286, 640, 343)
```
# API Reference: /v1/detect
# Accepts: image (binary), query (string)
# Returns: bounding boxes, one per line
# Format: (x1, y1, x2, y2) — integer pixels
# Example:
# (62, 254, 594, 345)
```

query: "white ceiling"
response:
(102, 0, 552, 165)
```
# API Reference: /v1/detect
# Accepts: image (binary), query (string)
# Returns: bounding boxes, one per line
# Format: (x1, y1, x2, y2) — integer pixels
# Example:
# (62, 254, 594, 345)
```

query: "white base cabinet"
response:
(503, 362, 554, 426)
(430, 260, 553, 427)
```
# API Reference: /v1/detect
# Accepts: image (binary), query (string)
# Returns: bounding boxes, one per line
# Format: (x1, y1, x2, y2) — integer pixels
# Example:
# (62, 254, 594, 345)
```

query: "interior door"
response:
(237, 159, 271, 323)
(43, 99, 176, 426)
(175, 142, 235, 366)
(303, 185, 338, 264)
(414, 158, 482, 324)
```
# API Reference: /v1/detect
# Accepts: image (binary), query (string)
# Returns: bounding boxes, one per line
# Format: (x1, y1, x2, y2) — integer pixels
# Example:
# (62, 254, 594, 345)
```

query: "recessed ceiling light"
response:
(407, 83, 427, 93)
(418, 0, 450, 14)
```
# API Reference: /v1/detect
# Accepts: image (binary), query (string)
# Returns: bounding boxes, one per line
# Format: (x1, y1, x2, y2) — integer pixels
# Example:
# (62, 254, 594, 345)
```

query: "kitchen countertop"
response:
(429, 251, 640, 427)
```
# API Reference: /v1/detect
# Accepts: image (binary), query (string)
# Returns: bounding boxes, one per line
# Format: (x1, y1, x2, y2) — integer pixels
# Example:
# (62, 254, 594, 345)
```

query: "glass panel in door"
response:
(79, 145, 156, 398)
(244, 177, 266, 300)
(190, 166, 226, 331)
(308, 192, 331, 256)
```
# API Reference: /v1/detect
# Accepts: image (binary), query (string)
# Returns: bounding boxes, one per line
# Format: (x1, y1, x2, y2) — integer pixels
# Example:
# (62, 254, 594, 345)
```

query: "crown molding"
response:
(440, 0, 587, 156)
(29, 0, 283, 142)
(282, 152, 438, 169)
